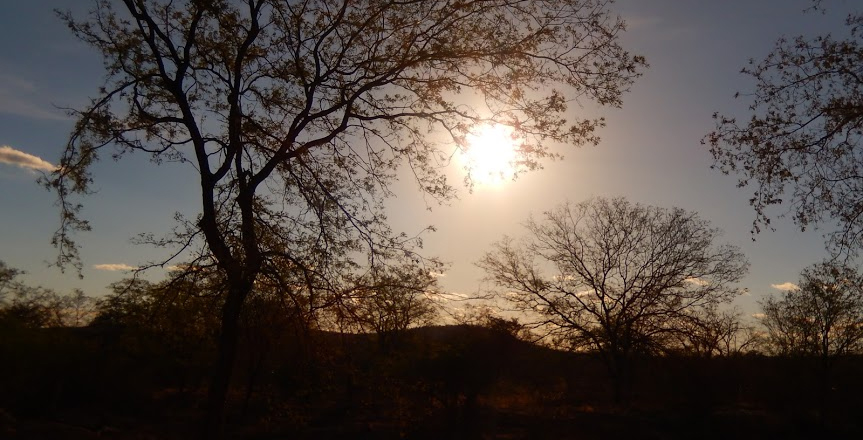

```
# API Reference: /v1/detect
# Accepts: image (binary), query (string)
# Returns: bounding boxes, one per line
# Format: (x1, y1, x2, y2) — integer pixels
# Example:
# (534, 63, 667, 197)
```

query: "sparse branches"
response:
(50, 0, 643, 433)
(339, 261, 441, 349)
(759, 262, 863, 360)
(669, 307, 758, 357)
(705, 7, 863, 255)
(0, 261, 96, 328)
(479, 197, 749, 402)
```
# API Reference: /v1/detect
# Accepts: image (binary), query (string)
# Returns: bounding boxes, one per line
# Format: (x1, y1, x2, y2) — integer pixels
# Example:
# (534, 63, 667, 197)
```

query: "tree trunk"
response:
(203, 285, 248, 439)
(608, 351, 632, 408)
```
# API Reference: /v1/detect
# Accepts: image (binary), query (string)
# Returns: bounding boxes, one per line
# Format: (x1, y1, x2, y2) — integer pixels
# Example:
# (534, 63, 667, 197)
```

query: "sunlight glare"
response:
(461, 124, 519, 188)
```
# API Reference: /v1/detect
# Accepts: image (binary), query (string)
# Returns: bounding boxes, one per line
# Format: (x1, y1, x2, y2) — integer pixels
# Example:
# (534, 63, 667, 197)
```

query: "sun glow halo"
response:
(462, 124, 519, 188)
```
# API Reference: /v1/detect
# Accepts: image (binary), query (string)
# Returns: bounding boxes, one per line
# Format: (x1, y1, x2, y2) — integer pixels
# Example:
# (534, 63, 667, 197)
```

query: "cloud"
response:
(771, 282, 799, 291)
(166, 264, 205, 272)
(751, 313, 766, 320)
(0, 73, 69, 121)
(0, 73, 35, 92)
(428, 291, 468, 303)
(685, 277, 710, 287)
(0, 145, 57, 172)
(93, 263, 138, 272)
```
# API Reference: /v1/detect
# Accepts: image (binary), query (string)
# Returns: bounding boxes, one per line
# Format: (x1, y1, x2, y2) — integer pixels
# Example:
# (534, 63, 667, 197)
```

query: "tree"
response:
(0, 260, 94, 328)
(760, 262, 863, 360)
(478, 197, 748, 403)
(705, 5, 863, 254)
(91, 278, 159, 329)
(0, 261, 25, 305)
(759, 261, 863, 416)
(343, 262, 440, 350)
(669, 306, 759, 357)
(49, 0, 644, 433)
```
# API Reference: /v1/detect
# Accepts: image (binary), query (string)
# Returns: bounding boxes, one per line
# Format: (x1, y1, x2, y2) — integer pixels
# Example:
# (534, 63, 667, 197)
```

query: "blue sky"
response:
(0, 0, 855, 319)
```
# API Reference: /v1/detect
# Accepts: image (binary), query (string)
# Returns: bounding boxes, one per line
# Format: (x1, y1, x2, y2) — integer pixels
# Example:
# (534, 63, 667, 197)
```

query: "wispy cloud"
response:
(685, 277, 710, 287)
(771, 282, 798, 291)
(93, 263, 137, 272)
(428, 291, 468, 303)
(752, 313, 766, 319)
(0, 73, 69, 121)
(165, 264, 205, 272)
(0, 73, 35, 92)
(0, 145, 56, 172)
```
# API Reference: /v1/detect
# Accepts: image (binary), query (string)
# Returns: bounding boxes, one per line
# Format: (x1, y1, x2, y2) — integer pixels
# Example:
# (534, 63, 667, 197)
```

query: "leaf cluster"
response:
(705, 9, 863, 254)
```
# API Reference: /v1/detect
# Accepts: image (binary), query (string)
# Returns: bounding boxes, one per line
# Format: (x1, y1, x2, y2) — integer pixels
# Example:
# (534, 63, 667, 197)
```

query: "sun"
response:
(461, 124, 519, 188)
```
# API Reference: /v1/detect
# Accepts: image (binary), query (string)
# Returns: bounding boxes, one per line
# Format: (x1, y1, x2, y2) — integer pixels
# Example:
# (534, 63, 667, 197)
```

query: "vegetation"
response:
(0, 261, 95, 329)
(5, 0, 862, 439)
(47, 0, 644, 433)
(705, 4, 863, 255)
(2, 248, 863, 438)
(478, 197, 750, 403)
(760, 262, 863, 360)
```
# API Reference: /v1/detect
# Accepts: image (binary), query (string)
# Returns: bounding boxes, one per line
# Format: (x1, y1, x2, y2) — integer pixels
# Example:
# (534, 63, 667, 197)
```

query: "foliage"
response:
(705, 7, 863, 254)
(94, 275, 223, 345)
(340, 262, 440, 338)
(49, 0, 644, 430)
(0, 260, 25, 304)
(0, 260, 95, 328)
(760, 261, 863, 359)
(479, 197, 749, 401)
(454, 303, 534, 340)
(668, 306, 760, 357)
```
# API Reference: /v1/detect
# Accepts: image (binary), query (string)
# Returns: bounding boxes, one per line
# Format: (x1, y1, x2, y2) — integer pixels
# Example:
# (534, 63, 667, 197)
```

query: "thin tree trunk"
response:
(608, 351, 632, 408)
(203, 286, 247, 439)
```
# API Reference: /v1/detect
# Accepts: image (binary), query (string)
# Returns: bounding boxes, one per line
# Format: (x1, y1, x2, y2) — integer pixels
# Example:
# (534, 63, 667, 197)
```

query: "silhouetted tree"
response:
(0, 261, 94, 328)
(670, 306, 759, 357)
(0, 261, 25, 305)
(91, 278, 157, 329)
(479, 197, 749, 403)
(705, 4, 863, 254)
(454, 304, 533, 340)
(760, 261, 863, 417)
(343, 263, 439, 350)
(760, 262, 863, 360)
(48, 1, 644, 434)
(0, 287, 62, 328)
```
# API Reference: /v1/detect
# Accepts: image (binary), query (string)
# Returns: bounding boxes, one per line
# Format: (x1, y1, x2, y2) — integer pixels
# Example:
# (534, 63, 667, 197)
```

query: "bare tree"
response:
(478, 197, 749, 403)
(670, 306, 759, 357)
(0, 261, 25, 306)
(705, 4, 863, 254)
(760, 262, 863, 361)
(759, 261, 863, 416)
(341, 262, 439, 350)
(63, 289, 97, 327)
(0, 261, 96, 328)
(48, 0, 644, 433)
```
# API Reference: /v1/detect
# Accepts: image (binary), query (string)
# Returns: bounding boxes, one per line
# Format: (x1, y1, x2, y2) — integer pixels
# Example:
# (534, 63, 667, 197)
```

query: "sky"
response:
(0, 0, 856, 321)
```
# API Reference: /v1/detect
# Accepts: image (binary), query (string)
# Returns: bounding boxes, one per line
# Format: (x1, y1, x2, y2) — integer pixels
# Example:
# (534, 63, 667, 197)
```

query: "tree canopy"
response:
(478, 197, 749, 401)
(705, 7, 863, 254)
(760, 261, 863, 359)
(47, 0, 645, 434)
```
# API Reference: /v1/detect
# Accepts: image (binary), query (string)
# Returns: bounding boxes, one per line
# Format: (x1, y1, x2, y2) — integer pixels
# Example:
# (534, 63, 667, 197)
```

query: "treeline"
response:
(2, 255, 863, 438)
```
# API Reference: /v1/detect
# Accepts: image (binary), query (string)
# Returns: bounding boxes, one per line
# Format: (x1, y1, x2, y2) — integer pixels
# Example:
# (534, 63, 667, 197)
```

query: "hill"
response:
(1, 323, 862, 438)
